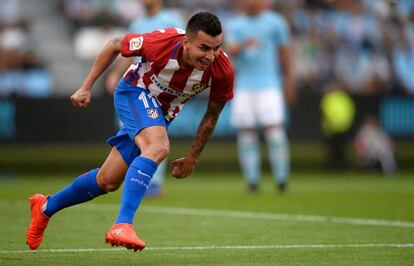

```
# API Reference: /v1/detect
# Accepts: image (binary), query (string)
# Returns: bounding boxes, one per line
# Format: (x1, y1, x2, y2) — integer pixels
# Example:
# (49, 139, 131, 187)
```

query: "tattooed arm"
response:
(171, 101, 226, 179)
(71, 37, 123, 109)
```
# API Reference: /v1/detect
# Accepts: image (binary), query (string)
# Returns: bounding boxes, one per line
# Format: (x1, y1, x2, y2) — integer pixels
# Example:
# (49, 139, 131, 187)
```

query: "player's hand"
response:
(171, 157, 198, 179)
(71, 87, 92, 109)
(242, 38, 258, 49)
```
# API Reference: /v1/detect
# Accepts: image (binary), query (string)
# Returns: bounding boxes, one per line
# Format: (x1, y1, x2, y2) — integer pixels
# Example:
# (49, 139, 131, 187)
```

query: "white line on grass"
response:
(1, 243, 413, 254)
(78, 204, 414, 229)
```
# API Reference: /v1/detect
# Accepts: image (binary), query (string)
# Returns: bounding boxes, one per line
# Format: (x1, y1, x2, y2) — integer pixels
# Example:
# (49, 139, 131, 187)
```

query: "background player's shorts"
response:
(107, 80, 167, 165)
(230, 88, 285, 129)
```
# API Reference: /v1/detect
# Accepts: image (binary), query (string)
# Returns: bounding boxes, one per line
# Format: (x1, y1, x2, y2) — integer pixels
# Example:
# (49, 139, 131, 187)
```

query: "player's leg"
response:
(231, 90, 261, 192)
(237, 129, 261, 191)
(264, 125, 290, 192)
(259, 89, 290, 192)
(115, 125, 168, 225)
(105, 85, 168, 251)
(26, 146, 128, 250)
(106, 126, 169, 251)
(113, 109, 165, 198)
(145, 159, 167, 197)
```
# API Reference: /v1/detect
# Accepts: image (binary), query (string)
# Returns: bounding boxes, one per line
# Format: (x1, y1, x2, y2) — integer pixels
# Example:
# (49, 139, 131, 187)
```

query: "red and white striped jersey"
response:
(120, 28, 234, 122)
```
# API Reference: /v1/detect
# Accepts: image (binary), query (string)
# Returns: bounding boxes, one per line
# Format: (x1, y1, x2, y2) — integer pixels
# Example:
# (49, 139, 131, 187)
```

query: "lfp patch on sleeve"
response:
(129, 37, 143, 51)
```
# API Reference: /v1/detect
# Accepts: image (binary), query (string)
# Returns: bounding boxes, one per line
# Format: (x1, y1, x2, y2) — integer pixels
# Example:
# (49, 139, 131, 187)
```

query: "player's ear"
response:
(183, 36, 189, 48)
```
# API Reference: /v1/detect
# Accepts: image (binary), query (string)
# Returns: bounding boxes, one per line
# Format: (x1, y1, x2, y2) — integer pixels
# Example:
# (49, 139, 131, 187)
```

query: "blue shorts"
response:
(107, 80, 168, 166)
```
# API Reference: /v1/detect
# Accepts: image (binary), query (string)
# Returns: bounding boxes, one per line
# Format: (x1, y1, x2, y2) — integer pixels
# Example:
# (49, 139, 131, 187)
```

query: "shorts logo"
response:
(129, 37, 143, 51)
(147, 109, 159, 119)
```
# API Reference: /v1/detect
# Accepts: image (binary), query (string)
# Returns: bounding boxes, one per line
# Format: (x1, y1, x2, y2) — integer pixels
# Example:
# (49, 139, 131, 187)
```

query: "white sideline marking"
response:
(78, 204, 414, 229)
(1, 243, 413, 254)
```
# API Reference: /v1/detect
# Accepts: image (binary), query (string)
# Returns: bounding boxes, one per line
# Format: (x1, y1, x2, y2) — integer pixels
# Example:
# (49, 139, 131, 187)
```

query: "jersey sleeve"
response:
(121, 29, 183, 58)
(273, 14, 290, 46)
(209, 51, 234, 102)
(120, 33, 146, 57)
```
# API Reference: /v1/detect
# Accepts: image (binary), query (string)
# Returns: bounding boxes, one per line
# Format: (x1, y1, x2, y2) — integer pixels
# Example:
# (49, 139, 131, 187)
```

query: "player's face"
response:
(141, 0, 159, 10)
(243, 0, 264, 16)
(183, 30, 223, 70)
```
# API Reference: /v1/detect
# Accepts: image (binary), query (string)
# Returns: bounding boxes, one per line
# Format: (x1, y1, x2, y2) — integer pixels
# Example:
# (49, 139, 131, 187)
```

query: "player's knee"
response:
(96, 172, 122, 192)
(143, 142, 170, 163)
(152, 142, 170, 161)
(98, 180, 121, 192)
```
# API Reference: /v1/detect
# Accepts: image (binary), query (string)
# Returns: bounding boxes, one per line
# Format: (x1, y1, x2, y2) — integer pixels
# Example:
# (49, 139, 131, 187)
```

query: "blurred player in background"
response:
(106, 0, 184, 197)
(26, 12, 233, 252)
(353, 115, 397, 176)
(226, 0, 295, 193)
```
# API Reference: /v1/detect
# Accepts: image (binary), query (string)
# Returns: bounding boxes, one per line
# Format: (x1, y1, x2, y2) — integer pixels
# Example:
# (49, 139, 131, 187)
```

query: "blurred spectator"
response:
(0, 0, 21, 25)
(60, 0, 143, 28)
(353, 115, 397, 176)
(392, 30, 414, 95)
(73, 24, 126, 60)
(0, 20, 53, 97)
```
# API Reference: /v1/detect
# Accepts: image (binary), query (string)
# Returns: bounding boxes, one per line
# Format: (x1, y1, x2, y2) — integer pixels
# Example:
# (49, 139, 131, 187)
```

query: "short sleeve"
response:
(274, 15, 290, 46)
(210, 51, 234, 102)
(120, 33, 146, 57)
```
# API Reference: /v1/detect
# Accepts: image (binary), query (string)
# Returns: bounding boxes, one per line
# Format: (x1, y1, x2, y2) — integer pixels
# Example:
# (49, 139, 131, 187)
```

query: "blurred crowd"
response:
(1, 0, 414, 98)
(0, 0, 53, 98)
(284, 0, 414, 96)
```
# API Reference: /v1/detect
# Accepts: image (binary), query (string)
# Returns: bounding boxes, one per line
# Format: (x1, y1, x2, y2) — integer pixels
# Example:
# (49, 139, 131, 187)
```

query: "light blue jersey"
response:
(226, 11, 290, 91)
(129, 10, 184, 35)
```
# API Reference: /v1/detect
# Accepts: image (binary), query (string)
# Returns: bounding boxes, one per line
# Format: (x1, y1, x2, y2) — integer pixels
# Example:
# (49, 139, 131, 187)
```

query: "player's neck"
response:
(178, 51, 192, 69)
(246, 8, 262, 17)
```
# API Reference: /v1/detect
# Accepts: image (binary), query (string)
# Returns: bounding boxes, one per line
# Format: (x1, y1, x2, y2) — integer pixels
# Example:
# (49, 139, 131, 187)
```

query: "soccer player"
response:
(225, 0, 295, 193)
(26, 12, 233, 251)
(106, 0, 184, 197)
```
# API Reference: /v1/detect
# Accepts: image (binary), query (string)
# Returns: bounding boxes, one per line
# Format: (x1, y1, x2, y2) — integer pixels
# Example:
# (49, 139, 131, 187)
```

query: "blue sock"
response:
(150, 159, 167, 187)
(265, 128, 290, 184)
(116, 156, 158, 224)
(238, 132, 261, 185)
(44, 168, 106, 217)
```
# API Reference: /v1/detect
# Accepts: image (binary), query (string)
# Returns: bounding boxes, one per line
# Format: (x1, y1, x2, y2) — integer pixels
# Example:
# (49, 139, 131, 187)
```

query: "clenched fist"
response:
(71, 87, 92, 109)
(171, 157, 198, 179)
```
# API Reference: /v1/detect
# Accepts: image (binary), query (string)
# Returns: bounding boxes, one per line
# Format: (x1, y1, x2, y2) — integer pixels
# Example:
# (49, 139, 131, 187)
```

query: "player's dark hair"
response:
(186, 12, 222, 38)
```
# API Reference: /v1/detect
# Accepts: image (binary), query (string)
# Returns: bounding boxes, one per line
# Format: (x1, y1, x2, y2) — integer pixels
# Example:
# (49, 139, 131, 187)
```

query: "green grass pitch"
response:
(1, 172, 414, 265)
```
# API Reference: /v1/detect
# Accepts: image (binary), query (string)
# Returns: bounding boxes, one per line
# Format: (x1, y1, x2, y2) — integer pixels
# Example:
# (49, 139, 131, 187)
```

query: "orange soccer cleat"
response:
(26, 194, 50, 250)
(105, 223, 146, 251)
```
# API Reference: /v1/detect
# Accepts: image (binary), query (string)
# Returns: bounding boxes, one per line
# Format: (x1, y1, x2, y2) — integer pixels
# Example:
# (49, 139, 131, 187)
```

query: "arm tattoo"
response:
(187, 101, 226, 159)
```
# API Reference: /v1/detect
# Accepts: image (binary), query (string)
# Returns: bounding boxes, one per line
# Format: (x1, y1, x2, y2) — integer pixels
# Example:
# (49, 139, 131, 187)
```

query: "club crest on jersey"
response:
(191, 83, 208, 94)
(147, 109, 159, 119)
(129, 37, 143, 51)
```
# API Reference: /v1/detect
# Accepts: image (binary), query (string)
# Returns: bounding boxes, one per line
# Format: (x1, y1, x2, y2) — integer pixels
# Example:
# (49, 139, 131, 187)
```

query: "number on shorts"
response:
(138, 91, 158, 108)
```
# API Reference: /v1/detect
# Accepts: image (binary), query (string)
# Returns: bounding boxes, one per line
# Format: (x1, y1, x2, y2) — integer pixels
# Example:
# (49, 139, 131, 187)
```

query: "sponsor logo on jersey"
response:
(147, 108, 159, 119)
(130, 37, 143, 51)
(191, 83, 208, 93)
(150, 75, 192, 97)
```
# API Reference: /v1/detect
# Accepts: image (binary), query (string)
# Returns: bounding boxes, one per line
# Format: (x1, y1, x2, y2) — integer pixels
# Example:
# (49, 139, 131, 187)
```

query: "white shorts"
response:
(230, 89, 285, 128)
